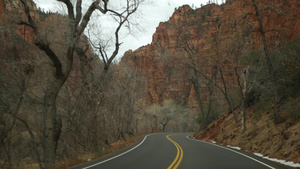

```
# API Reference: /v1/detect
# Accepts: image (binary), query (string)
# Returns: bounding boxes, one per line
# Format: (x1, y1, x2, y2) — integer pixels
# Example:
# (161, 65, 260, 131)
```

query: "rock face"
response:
(0, 0, 4, 22)
(121, 0, 300, 106)
(1, 0, 39, 44)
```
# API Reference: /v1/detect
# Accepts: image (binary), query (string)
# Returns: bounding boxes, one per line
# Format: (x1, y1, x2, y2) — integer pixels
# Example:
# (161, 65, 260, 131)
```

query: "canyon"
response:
(0, 0, 299, 168)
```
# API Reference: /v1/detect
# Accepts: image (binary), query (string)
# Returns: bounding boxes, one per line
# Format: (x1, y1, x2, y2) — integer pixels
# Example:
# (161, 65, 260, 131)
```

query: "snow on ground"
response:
(254, 152, 300, 168)
(209, 140, 216, 144)
(226, 145, 241, 150)
(253, 152, 264, 157)
(208, 141, 300, 168)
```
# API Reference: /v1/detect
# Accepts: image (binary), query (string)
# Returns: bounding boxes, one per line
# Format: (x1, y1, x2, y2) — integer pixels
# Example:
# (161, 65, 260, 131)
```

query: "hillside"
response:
(194, 103, 300, 167)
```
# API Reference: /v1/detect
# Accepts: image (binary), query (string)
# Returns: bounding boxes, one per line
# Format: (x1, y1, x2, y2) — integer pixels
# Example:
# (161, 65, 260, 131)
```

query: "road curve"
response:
(77, 133, 287, 169)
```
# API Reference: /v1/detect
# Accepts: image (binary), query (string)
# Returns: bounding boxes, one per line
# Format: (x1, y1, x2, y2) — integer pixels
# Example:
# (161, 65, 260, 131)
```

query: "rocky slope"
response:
(194, 103, 300, 167)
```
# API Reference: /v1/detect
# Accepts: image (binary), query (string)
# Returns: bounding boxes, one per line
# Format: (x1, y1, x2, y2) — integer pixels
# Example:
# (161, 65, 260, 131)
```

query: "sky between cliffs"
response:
(33, 0, 222, 60)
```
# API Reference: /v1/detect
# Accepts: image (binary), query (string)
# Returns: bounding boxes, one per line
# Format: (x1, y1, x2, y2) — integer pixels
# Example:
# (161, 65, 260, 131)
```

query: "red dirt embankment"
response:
(194, 107, 300, 166)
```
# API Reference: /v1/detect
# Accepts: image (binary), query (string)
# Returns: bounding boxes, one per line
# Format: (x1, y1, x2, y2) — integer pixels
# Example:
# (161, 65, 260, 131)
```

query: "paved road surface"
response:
(77, 133, 287, 169)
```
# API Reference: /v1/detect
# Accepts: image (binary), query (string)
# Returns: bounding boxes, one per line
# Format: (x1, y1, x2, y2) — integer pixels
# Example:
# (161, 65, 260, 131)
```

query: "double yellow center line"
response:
(166, 134, 183, 169)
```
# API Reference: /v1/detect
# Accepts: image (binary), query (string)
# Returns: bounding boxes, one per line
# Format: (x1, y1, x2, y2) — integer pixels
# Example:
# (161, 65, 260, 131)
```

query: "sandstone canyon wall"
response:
(121, 0, 300, 109)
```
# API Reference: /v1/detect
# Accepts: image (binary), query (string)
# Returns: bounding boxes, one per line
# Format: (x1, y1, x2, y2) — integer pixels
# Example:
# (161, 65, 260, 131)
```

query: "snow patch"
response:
(226, 145, 241, 150)
(254, 152, 300, 168)
(209, 140, 216, 144)
(253, 152, 263, 157)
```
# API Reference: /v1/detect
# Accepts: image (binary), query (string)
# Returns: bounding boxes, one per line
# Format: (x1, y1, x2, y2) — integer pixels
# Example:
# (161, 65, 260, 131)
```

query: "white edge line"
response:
(186, 136, 276, 169)
(83, 134, 152, 169)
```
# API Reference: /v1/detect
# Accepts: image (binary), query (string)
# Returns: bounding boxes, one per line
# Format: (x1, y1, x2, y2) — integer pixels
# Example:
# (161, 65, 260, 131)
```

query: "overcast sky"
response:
(33, 0, 215, 60)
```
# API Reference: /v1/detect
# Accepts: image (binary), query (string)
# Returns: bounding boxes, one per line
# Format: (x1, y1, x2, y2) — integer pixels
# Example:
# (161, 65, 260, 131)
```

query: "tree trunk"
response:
(162, 123, 166, 132)
(219, 68, 238, 123)
(43, 80, 62, 167)
(241, 71, 247, 132)
(191, 76, 206, 129)
(205, 88, 214, 124)
(41, 36, 73, 167)
(251, 0, 278, 124)
(205, 67, 217, 123)
(235, 68, 248, 133)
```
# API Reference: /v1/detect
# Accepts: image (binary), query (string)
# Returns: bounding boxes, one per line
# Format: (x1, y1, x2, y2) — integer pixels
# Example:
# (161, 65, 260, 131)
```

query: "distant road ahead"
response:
(78, 133, 287, 169)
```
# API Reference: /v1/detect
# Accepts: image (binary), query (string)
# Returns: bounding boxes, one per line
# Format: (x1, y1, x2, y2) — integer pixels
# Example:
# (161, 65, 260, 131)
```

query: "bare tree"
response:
(103, 63, 146, 140)
(0, 62, 43, 169)
(18, 0, 142, 167)
(145, 99, 192, 132)
(250, 0, 279, 124)
(175, 28, 238, 128)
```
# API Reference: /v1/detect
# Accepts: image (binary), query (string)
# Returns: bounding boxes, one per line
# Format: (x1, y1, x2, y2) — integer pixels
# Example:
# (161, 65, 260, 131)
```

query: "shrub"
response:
(282, 97, 300, 122)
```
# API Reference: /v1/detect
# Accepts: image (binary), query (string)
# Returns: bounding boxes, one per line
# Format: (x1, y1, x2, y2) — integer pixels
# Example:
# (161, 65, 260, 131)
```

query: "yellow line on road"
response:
(166, 134, 183, 169)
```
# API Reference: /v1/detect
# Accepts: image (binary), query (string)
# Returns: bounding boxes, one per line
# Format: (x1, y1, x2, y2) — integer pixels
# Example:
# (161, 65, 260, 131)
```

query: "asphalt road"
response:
(78, 133, 287, 169)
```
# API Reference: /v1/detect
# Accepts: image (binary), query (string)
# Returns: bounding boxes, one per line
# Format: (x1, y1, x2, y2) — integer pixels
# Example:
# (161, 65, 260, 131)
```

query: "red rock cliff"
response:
(121, 0, 300, 106)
